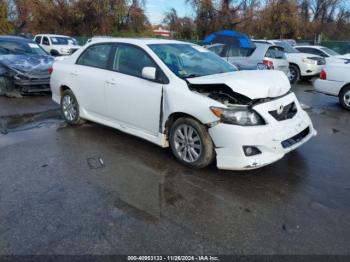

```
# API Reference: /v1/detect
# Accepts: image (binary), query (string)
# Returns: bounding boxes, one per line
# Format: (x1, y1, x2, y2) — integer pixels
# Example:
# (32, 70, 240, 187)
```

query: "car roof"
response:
(87, 37, 192, 46)
(0, 35, 35, 43)
(296, 45, 323, 49)
(35, 34, 72, 38)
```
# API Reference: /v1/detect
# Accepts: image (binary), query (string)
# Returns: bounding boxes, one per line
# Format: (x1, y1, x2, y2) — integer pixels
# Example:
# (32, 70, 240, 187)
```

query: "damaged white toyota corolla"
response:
(50, 39, 317, 170)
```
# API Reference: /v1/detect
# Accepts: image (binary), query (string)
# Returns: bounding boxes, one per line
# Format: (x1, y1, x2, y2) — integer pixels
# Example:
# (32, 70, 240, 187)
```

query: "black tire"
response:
(60, 89, 85, 125)
(289, 64, 300, 84)
(339, 85, 350, 110)
(50, 49, 60, 56)
(169, 117, 215, 169)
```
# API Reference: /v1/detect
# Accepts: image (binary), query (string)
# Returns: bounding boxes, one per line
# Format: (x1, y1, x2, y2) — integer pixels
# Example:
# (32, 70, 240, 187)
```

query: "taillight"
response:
(320, 69, 326, 80)
(263, 60, 274, 70)
(48, 67, 53, 75)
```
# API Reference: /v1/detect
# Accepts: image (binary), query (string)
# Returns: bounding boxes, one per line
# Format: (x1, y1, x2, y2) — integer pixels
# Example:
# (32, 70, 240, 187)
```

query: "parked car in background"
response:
(207, 42, 290, 78)
(314, 62, 350, 110)
(50, 38, 316, 170)
(255, 40, 325, 84)
(295, 45, 350, 63)
(34, 34, 80, 56)
(0, 36, 53, 95)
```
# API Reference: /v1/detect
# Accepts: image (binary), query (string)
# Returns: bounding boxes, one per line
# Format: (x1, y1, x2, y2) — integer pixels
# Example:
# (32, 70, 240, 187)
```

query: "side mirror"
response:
(257, 63, 268, 70)
(142, 67, 156, 81)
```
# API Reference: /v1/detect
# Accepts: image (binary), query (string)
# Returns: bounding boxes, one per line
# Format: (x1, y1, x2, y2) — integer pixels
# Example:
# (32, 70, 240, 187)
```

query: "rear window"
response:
(266, 46, 286, 59)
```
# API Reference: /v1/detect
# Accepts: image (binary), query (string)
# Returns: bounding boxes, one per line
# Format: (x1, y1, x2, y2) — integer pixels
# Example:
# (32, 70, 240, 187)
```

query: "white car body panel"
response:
(265, 41, 324, 77)
(285, 53, 323, 76)
(313, 63, 350, 97)
(51, 38, 316, 170)
(187, 70, 291, 99)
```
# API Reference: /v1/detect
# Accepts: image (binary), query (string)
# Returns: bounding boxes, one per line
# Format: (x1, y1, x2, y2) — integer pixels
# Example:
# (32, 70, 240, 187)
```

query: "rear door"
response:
(71, 43, 114, 117)
(104, 43, 164, 135)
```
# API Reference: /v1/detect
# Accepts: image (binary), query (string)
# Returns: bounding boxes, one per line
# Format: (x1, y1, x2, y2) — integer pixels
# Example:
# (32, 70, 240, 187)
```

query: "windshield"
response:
(148, 44, 237, 78)
(274, 41, 299, 53)
(50, 37, 78, 45)
(321, 47, 340, 56)
(0, 40, 47, 56)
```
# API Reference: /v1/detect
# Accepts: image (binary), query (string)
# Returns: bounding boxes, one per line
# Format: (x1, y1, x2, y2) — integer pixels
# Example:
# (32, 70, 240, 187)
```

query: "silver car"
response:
(207, 42, 290, 78)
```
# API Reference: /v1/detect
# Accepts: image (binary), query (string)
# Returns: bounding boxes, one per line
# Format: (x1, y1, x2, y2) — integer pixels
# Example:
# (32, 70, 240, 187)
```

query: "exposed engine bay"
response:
(188, 83, 252, 106)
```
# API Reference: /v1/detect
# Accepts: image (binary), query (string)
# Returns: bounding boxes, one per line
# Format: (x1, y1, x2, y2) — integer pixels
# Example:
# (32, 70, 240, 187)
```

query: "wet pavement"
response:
(0, 84, 349, 255)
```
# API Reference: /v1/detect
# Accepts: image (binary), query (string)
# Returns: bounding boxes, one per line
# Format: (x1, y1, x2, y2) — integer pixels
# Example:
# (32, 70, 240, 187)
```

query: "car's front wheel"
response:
(169, 117, 215, 169)
(289, 64, 300, 84)
(339, 85, 350, 110)
(60, 89, 85, 125)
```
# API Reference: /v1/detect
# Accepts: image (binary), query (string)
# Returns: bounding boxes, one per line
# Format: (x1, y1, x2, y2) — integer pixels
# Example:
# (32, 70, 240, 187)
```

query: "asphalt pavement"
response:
(0, 83, 349, 255)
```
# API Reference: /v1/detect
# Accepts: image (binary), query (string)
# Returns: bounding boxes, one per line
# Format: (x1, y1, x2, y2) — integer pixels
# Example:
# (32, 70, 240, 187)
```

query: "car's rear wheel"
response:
(61, 89, 85, 125)
(169, 117, 215, 169)
(289, 64, 300, 84)
(339, 86, 350, 110)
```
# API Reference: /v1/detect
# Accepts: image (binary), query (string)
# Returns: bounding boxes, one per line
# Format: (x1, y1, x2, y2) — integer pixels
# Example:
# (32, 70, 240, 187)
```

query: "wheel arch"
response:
(339, 83, 350, 96)
(164, 112, 206, 139)
(289, 62, 300, 73)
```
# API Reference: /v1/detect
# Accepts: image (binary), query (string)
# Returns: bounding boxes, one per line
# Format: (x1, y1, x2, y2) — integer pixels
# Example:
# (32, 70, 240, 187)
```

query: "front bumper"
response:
(209, 93, 317, 170)
(300, 63, 323, 77)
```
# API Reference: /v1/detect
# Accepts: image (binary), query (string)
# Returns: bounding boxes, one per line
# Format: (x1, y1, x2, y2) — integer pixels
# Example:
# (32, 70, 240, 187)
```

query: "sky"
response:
(145, 0, 194, 25)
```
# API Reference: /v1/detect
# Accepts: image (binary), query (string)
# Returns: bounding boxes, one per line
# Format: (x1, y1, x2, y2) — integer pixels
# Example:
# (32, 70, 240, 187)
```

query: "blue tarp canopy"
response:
(204, 30, 255, 49)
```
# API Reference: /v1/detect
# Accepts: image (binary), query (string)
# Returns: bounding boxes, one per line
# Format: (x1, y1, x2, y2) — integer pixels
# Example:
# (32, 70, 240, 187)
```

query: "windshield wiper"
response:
(185, 74, 202, 78)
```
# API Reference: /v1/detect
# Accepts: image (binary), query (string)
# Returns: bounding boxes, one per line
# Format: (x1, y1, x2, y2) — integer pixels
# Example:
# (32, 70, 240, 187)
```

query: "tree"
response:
(0, 0, 13, 34)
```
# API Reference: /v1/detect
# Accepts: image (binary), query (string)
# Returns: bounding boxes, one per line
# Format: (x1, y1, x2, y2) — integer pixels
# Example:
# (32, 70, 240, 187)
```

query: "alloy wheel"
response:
(173, 124, 202, 163)
(62, 95, 77, 121)
(344, 90, 350, 107)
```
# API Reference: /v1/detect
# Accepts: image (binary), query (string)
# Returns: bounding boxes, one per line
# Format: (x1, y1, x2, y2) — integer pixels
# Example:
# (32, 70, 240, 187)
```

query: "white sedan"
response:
(314, 63, 350, 110)
(50, 38, 316, 170)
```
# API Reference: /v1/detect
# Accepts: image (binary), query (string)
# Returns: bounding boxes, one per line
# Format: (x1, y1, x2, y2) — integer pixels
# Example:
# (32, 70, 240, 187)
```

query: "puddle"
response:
(0, 109, 61, 134)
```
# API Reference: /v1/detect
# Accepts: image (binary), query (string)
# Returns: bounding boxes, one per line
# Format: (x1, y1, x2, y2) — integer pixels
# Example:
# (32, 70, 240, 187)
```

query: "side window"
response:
(266, 46, 285, 59)
(227, 46, 240, 57)
(209, 45, 225, 57)
(77, 44, 113, 69)
(227, 45, 252, 57)
(42, 37, 50, 45)
(113, 44, 158, 78)
(35, 36, 42, 44)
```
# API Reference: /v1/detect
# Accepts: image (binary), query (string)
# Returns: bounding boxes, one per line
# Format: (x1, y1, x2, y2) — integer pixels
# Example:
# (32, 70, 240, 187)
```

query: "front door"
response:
(105, 44, 164, 136)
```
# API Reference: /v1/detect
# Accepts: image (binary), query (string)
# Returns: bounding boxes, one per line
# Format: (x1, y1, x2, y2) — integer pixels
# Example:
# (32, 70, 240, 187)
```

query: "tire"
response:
(339, 85, 350, 110)
(169, 117, 215, 169)
(50, 49, 60, 56)
(60, 89, 85, 125)
(289, 64, 300, 84)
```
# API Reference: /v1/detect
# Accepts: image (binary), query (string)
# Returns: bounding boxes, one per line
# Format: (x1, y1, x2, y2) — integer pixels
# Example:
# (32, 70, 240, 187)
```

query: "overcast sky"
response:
(145, 0, 194, 25)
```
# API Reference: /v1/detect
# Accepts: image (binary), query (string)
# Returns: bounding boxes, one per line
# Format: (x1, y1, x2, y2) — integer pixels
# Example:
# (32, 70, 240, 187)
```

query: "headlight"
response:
(60, 48, 70, 53)
(302, 58, 317, 65)
(210, 106, 265, 126)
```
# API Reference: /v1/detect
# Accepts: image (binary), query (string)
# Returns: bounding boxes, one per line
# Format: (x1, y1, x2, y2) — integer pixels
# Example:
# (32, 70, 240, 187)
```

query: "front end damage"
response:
(0, 54, 53, 96)
(186, 71, 317, 170)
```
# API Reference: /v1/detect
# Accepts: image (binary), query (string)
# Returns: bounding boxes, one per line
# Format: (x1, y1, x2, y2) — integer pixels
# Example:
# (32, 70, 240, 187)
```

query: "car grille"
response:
(281, 127, 310, 149)
(269, 102, 297, 121)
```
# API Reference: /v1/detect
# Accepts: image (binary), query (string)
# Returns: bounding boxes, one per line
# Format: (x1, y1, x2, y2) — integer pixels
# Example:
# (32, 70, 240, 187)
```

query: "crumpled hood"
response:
(0, 54, 54, 76)
(187, 70, 291, 99)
